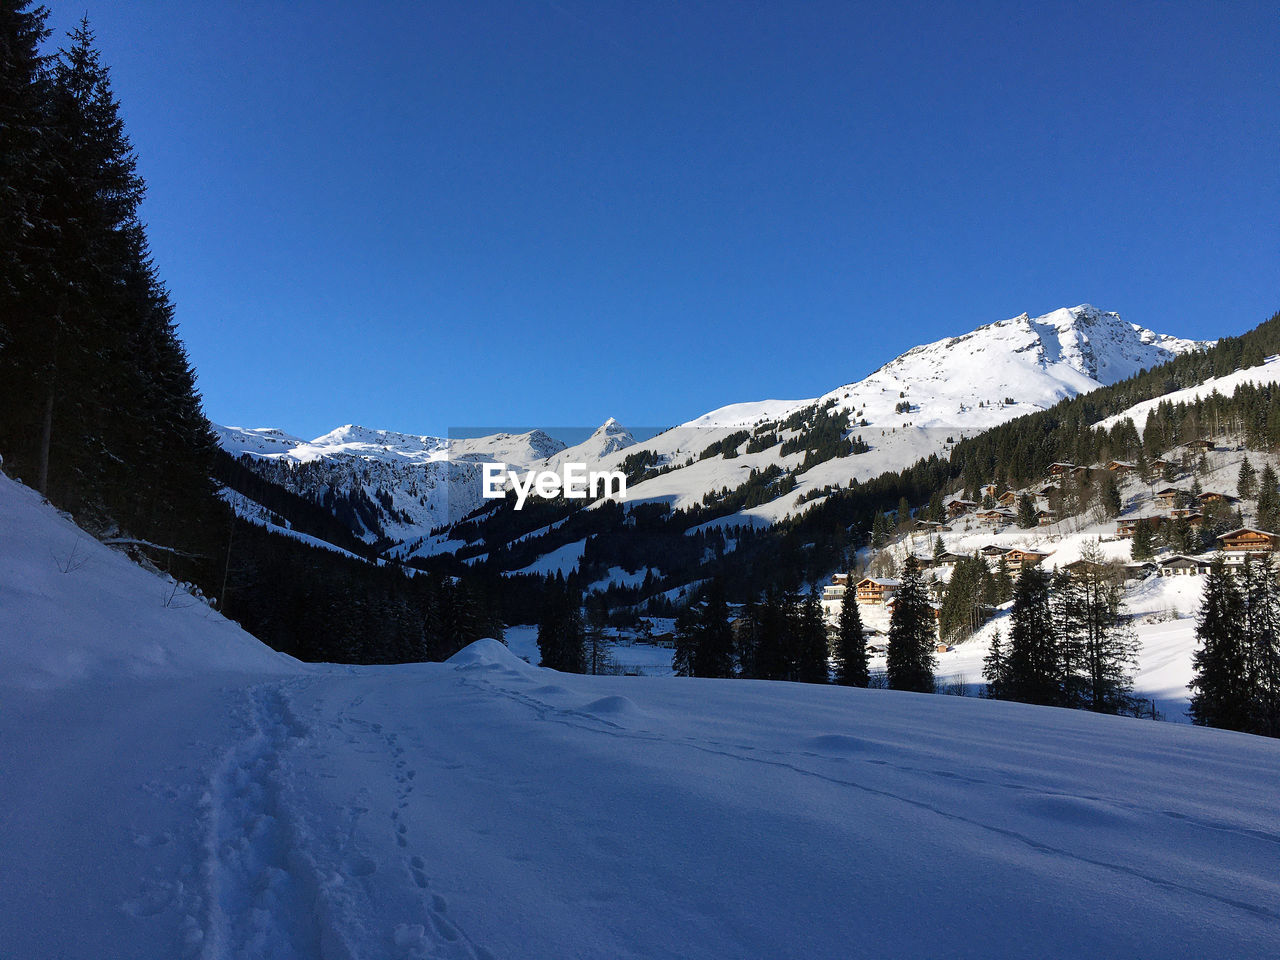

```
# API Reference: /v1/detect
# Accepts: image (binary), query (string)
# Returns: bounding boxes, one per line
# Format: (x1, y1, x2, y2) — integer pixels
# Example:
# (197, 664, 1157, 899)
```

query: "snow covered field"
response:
(4, 473, 1280, 959)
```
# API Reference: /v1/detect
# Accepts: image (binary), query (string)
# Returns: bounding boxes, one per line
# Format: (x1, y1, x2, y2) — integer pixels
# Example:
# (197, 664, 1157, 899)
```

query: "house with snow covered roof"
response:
(1002, 547, 1052, 573)
(1158, 555, 1213, 577)
(976, 508, 1014, 527)
(1216, 528, 1280, 561)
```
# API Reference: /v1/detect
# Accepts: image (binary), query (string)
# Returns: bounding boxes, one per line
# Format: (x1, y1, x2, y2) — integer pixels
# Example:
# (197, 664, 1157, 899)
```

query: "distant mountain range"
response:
(214, 304, 1212, 567)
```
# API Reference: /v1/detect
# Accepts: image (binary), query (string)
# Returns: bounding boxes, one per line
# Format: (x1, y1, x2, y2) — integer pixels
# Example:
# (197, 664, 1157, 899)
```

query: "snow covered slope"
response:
(598, 304, 1210, 523)
(3, 472, 1280, 958)
(1095, 353, 1280, 434)
(0, 472, 294, 689)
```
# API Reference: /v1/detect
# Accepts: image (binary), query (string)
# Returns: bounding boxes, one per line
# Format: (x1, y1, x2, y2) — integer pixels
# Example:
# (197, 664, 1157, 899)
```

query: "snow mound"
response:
(580, 695, 644, 718)
(0, 472, 296, 690)
(446, 638, 533, 674)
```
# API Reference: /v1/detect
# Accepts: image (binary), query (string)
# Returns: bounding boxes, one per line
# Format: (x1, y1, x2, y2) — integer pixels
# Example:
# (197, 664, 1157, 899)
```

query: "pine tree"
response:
(1016, 493, 1037, 528)
(583, 596, 614, 675)
(1189, 557, 1250, 731)
(0, 15, 218, 544)
(982, 628, 1006, 699)
(672, 606, 697, 677)
(735, 598, 759, 679)
(1100, 473, 1122, 518)
(1240, 557, 1280, 736)
(1058, 543, 1138, 713)
(939, 554, 988, 642)
(1238, 458, 1258, 500)
(537, 582, 585, 673)
(885, 557, 935, 693)
(0, 1, 53, 345)
(0, 1, 53, 420)
(871, 511, 891, 549)
(1257, 465, 1280, 532)
(833, 580, 868, 686)
(932, 535, 945, 563)
(1004, 566, 1060, 706)
(927, 490, 944, 523)
(794, 591, 830, 683)
(994, 556, 1014, 604)
(695, 580, 736, 678)
(753, 588, 793, 680)
(1130, 519, 1156, 561)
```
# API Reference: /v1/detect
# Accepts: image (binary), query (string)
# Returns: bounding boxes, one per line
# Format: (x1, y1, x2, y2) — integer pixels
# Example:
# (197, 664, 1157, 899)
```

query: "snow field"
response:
(4, 471, 1280, 958)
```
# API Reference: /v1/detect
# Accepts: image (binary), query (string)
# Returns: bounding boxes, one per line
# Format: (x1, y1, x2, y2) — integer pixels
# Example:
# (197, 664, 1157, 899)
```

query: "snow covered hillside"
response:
(601, 305, 1210, 525)
(866, 352, 1280, 719)
(4, 471, 1280, 959)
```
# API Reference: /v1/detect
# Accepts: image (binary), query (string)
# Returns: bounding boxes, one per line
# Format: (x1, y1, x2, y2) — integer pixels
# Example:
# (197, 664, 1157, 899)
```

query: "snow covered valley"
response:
(3, 474, 1280, 959)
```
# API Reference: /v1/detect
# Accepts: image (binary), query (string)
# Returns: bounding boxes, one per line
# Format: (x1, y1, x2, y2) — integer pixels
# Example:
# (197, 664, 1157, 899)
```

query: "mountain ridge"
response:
(212, 304, 1212, 558)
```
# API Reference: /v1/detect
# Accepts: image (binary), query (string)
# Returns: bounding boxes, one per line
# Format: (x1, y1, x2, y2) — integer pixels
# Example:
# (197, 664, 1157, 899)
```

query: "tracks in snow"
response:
(201, 682, 323, 960)
(200, 680, 492, 960)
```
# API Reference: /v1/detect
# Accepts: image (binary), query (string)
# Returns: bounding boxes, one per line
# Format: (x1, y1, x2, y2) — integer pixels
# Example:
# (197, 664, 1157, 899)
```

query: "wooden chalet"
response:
(1187, 438, 1216, 452)
(1106, 460, 1136, 474)
(980, 483, 998, 499)
(1062, 558, 1107, 578)
(855, 577, 900, 605)
(945, 498, 977, 519)
(1154, 487, 1182, 507)
(1117, 516, 1163, 538)
(934, 551, 966, 569)
(1002, 547, 1051, 572)
(912, 519, 952, 534)
(1038, 483, 1060, 497)
(1048, 462, 1075, 478)
(1158, 555, 1213, 577)
(1196, 491, 1236, 506)
(1216, 528, 1280, 557)
(976, 508, 1014, 527)
(1035, 510, 1056, 526)
(979, 544, 1008, 559)
(996, 490, 1018, 507)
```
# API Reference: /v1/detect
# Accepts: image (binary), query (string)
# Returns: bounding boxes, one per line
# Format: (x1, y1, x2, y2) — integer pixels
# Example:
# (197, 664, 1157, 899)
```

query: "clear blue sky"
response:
(49, 1, 1280, 439)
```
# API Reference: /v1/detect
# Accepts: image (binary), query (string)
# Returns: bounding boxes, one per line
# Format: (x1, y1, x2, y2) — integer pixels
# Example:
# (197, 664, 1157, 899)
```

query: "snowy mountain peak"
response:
(545, 419, 638, 469)
(853, 305, 1211, 410)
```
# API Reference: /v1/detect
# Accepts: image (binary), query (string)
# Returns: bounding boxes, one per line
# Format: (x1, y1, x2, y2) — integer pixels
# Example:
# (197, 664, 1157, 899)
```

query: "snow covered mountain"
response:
(215, 304, 1210, 559)
(212, 421, 630, 548)
(589, 304, 1211, 525)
